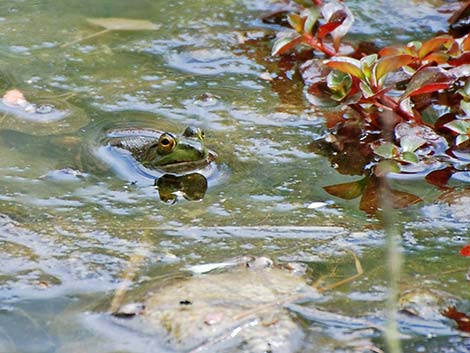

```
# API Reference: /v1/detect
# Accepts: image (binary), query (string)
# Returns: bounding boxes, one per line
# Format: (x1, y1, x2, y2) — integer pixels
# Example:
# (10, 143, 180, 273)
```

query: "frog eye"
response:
(183, 126, 205, 141)
(157, 133, 176, 154)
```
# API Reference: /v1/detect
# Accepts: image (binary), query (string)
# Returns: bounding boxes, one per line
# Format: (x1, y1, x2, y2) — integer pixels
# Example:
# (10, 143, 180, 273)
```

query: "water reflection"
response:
(156, 173, 208, 203)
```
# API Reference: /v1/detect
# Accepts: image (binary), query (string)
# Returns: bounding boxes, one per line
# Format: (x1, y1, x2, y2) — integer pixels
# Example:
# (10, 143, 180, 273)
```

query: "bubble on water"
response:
(0, 94, 88, 135)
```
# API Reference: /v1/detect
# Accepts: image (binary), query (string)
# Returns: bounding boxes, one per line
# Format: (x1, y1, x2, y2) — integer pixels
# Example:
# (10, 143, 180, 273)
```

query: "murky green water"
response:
(1, 0, 469, 352)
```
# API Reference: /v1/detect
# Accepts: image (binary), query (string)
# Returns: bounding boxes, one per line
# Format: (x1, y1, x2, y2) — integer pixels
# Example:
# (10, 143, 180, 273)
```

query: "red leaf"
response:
(460, 245, 470, 256)
(272, 34, 303, 56)
(317, 10, 347, 41)
(448, 52, 470, 66)
(406, 82, 452, 97)
(402, 67, 454, 99)
(317, 21, 343, 41)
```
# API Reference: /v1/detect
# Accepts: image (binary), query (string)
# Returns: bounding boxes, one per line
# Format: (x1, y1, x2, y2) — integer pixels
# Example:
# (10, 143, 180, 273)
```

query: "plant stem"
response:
(379, 111, 403, 353)
(378, 95, 418, 122)
(303, 34, 336, 57)
(61, 29, 112, 48)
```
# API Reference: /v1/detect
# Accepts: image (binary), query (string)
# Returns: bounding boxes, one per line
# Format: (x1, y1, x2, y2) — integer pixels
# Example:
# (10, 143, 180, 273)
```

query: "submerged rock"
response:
(104, 256, 322, 353)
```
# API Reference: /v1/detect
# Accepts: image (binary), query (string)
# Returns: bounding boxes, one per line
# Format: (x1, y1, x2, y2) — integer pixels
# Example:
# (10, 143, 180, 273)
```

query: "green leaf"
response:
(406, 41, 422, 53)
(359, 81, 374, 98)
(375, 160, 400, 177)
(458, 80, 470, 100)
(86, 17, 161, 30)
(400, 151, 419, 164)
(456, 134, 470, 146)
(272, 32, 303, 56)
(288, 14, 304, 33)
(461, 100, 470, 117)
(325, 57, 364, 80)
(360, 54, 377, 80)
(444, 119, 470, 134)
(323, 179, 366, 200)
(374, 54, 414, 82)
(373, 142, 398, 159)
(303, 8, 320, 34)
(326, 70, 352, 101)
(400, 135, 426, 152)
(305, 82, 342, 108)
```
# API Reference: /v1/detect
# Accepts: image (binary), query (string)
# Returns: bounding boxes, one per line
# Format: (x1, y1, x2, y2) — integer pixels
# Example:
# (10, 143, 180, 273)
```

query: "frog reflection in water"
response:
(104, 126, 217, 201)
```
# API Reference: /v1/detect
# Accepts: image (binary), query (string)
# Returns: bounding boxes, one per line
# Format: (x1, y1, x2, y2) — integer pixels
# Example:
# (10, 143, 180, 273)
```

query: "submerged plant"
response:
(62, 17, 161, 47)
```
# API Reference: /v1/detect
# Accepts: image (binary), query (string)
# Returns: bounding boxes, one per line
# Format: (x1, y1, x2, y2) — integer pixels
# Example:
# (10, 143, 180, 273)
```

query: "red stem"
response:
(303, 34, 336, 57)
(378, 94, 422, 123)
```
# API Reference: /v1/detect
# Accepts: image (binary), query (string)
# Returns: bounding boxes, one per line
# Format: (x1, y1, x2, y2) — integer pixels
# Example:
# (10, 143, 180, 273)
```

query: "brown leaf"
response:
(359, 177, 422, 214)
(359, 177, 380, 214)
(389, 189, 422, 209)
(442, 306, 470, 332)
(425, 167, 454, 189)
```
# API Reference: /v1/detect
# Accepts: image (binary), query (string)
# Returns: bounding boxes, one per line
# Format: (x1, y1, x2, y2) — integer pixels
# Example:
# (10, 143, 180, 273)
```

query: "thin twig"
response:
(61, 29, 111, 48)
(317, 249, 363, 292)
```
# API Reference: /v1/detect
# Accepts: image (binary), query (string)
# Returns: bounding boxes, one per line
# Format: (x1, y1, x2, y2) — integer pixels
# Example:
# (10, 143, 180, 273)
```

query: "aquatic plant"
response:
(268, 0, 470, 213)
(265, 3, 470, 350)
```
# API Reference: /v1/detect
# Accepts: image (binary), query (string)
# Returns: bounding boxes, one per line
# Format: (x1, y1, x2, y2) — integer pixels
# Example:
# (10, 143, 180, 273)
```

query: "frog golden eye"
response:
(158, 133, 176, 154)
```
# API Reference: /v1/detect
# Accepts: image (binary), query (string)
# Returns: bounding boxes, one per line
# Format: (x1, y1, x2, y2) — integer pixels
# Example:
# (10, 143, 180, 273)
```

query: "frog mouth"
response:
(155, 150, 217, 173)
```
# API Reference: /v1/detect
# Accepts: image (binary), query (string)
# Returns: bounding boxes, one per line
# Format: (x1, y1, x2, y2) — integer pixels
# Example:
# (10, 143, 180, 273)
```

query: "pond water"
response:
(0, 0, 470, 352)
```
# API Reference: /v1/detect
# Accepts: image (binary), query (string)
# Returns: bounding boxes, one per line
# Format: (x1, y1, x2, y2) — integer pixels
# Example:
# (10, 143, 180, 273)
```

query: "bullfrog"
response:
(94, 125, 221, 200)
(103, 126, 217, 174)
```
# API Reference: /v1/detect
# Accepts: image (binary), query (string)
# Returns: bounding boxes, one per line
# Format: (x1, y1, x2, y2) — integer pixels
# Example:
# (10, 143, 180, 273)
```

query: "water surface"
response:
(0, 0, 469, 352)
